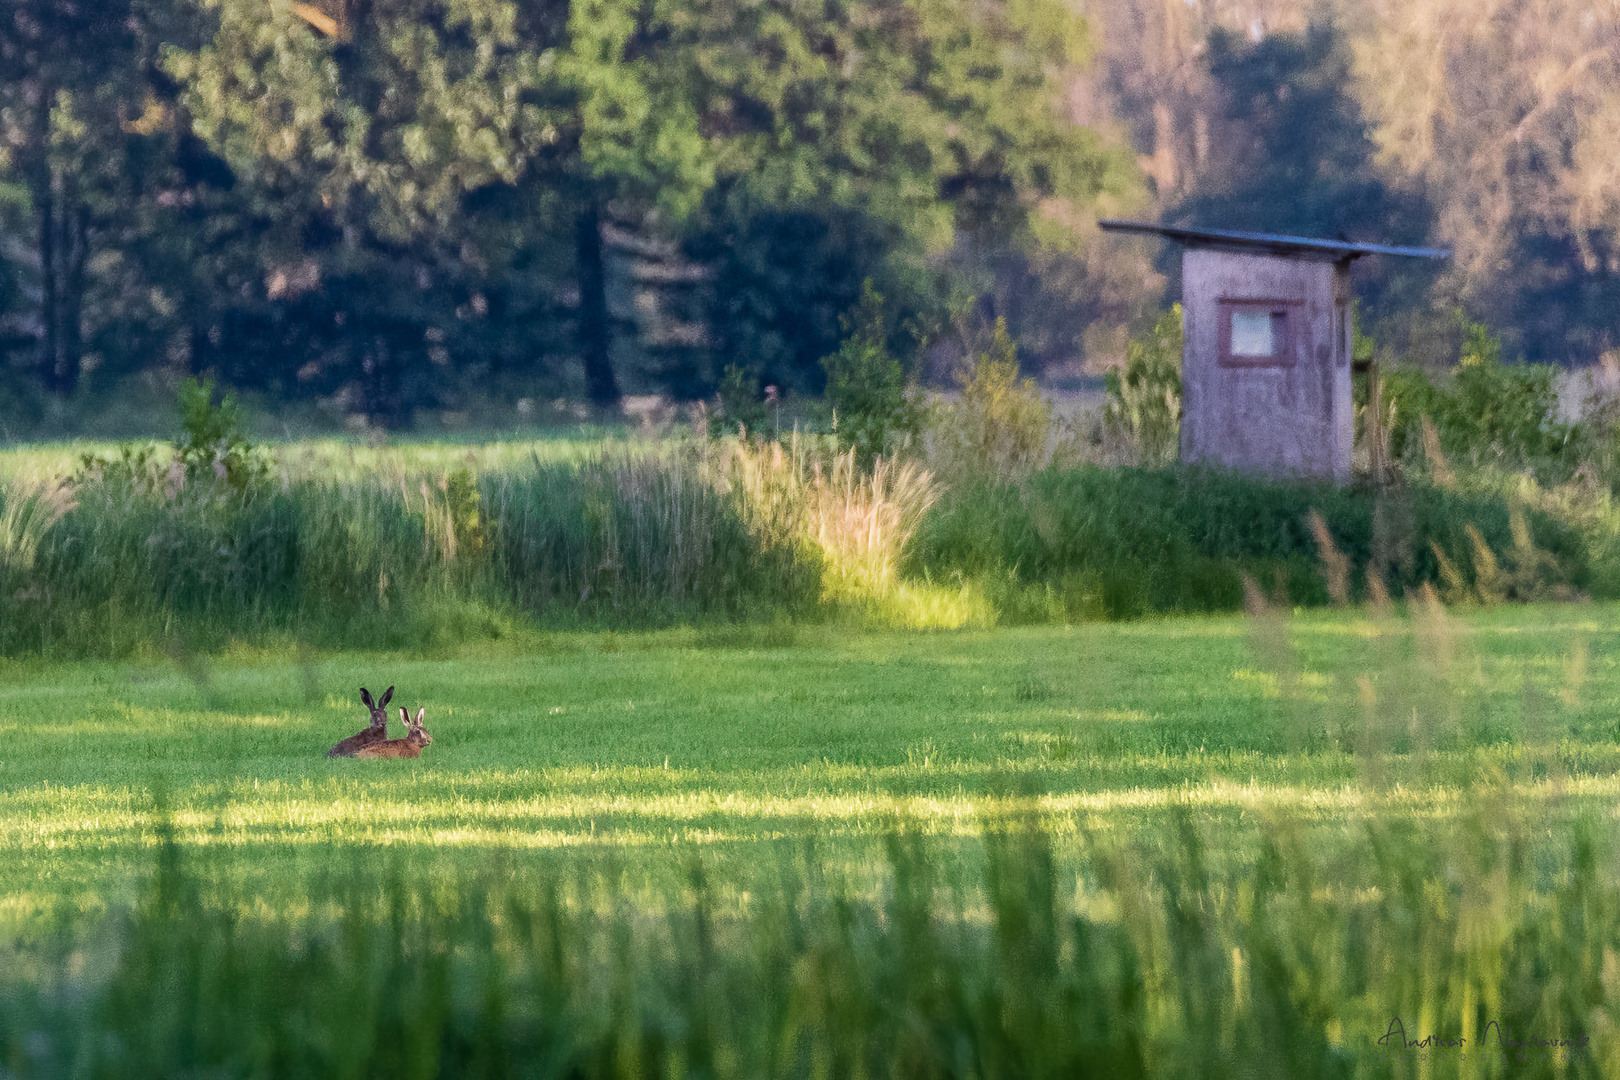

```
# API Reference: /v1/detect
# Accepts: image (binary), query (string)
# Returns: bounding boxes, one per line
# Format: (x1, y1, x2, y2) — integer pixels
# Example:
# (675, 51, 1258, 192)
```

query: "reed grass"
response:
(907, 465, 1596, 621)
(0, 434, 968, 656)
(1, 433, 1618, 659)
(1, 801, 1611, 1077)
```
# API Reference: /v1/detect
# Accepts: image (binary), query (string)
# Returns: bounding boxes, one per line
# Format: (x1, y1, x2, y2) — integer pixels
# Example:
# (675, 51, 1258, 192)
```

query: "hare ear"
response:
(414, 708, 425, 728)
(400, 706, 409, 726)
(360, 688, 375, 710)
(379, 686, 395, 708)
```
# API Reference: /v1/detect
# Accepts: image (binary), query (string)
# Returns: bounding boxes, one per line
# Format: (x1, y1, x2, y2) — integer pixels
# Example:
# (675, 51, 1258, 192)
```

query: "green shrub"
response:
(176, 376, 270, 492)
(906, 465, 1590, 619)
(819, 281, 924, 466)
(714, 363, 771, 437)
(928, 318, 1055, 483)
(1382, 317, 1573, 471)
(1104, 305, 1183, 466)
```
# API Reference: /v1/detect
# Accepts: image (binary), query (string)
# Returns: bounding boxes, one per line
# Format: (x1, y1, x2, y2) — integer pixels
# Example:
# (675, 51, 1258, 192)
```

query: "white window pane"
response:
(1231, 311, 1274, 356)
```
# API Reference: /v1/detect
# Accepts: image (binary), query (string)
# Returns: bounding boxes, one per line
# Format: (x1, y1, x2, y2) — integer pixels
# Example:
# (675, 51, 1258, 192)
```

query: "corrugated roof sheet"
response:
(1096, 220, 1451, 261)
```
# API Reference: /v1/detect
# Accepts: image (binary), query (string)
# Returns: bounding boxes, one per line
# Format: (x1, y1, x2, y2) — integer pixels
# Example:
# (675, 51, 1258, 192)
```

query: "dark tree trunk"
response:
(61, 200, 87, 390)
(362, 333, 394, 427)
(36, 168, 87, 396)
(575, 192, 620, 408)
(38, 183, 58, 393)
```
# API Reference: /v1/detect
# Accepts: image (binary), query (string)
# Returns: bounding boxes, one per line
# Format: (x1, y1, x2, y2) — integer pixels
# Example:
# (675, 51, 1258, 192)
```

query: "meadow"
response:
(5, 603, 1608, 916)
(4, 594, 1620, 1076)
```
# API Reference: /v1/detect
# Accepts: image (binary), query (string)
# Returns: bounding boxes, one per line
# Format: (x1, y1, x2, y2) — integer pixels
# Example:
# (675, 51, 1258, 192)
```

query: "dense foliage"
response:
(927, 319, 1055, 483)
(1380, 320, 1574, 470)
(1103, 305, 1182, 466)
(908, 466, 1590, 620)
(0, 0, 1128, 425)
(4, 2, 1618, 429)
(819, 282, 925, 467)
(0, 424, 1612, 658)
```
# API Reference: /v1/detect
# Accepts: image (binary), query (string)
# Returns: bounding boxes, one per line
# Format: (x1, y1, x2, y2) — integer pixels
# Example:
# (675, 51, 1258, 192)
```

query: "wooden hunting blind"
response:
(1098, 221, 1450, 482)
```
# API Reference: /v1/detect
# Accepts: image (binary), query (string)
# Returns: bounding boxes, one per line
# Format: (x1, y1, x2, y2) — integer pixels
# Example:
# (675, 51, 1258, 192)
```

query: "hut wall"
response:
(1179, 248, 1351, 481)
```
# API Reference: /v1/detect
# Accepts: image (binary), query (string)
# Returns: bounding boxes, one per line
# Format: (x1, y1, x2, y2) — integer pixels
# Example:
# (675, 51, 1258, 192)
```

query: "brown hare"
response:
(355, 707, 433, 759)
(326, 686, 394, 758)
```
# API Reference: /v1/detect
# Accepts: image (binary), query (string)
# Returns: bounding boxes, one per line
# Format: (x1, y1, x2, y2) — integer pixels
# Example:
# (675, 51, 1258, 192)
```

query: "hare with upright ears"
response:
(326, 686, 394, 758)
(355, 707, 433, 759)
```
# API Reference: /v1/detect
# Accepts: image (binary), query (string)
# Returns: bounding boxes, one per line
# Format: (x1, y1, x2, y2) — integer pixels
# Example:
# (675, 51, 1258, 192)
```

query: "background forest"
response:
(0, 0, 1616, 431)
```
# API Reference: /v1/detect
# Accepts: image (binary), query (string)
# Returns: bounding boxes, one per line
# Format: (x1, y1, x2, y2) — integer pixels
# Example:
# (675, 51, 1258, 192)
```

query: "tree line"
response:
(2, 0, 1616, 429)
(0, 0, 1129, 425)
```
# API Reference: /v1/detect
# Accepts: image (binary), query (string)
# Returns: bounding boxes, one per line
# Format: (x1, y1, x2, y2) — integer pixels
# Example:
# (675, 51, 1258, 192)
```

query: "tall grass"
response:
(486, 446, 820, 623)
(2, 801, 1611, 1077)
(907, 465, 1594, 621)
(717, 436, 947, 615)
(0, 436, 957, 655)
(4, 430, 1619, 656)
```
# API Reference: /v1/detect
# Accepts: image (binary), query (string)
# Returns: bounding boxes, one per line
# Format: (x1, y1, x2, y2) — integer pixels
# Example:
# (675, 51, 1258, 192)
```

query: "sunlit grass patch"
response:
(2, 603, 1619, 1075)
(0, 604, 1615, 921)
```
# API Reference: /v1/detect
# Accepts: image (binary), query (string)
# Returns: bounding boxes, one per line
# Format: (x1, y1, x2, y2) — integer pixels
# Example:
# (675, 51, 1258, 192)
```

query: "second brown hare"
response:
(355, 707, 433, 759)
(326, 686, 394, 758)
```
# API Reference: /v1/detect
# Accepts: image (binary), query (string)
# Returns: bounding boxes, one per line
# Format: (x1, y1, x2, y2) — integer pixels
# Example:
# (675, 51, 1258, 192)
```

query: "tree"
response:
(0, 0, 1131, 422)
(163, 0, 568, 423)
(1349, 0, 1620, 363)
(164, 0, 724, 415)
(678, 0, 1135, 392)
(821, 281, 924, 465)
(1167, 22, 1438, 340)
(0, 0, 185, 398)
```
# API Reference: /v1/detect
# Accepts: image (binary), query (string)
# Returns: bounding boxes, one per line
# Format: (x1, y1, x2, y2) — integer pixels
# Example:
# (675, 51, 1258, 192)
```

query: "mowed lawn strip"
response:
(4, 605, 1619, 920)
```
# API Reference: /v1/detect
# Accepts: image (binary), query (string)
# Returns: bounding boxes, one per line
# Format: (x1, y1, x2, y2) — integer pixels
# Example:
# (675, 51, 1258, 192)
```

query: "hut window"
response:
(1230, 312, 1276, 356)
(1218, 300, 1298, 367)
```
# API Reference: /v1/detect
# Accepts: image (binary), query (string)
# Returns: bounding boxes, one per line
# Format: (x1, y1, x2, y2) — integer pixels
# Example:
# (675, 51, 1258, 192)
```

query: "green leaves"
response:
(820, 281, 925, 466)
(175, 376, 269, 492)
(168, 0, 536, 239)
(561, 0, 714, 217)
(931, 317, 1055, 483)
(1105, 305, 1184, 467)
(1, 0, 1126, 416)
(1381, 317, 1572, 470)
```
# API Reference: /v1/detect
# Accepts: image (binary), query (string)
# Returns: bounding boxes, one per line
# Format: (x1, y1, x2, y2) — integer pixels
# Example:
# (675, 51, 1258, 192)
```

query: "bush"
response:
(1104, 305, 1183, 466)
(928, 318, 1055, 483)
(1382, 316, 1573, 471)
(175, 376, 269, 491)
(714, 363, 772, 438)
(906, 465, 1590, 620)
(819, 281, 925, 466)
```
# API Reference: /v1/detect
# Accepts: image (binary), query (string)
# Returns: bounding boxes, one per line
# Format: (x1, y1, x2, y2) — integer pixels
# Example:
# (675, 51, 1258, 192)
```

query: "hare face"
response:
(359, 685, 394, 732)
(402, 706, 433, 747)
(326, 685, 397, 758)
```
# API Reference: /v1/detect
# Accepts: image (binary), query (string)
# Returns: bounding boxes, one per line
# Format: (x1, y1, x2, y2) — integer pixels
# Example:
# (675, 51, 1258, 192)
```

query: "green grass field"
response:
(7, 602, 1620, 1076)
(6, 602, 1616, 920)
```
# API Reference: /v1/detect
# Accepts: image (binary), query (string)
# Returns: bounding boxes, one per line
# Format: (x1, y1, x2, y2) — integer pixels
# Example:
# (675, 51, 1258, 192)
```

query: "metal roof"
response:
(1096, 219, 1451, 261)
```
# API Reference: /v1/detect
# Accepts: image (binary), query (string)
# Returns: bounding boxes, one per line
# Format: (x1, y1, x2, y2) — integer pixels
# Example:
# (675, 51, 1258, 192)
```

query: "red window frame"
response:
(1217, 299, 1302, 368)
